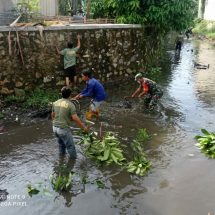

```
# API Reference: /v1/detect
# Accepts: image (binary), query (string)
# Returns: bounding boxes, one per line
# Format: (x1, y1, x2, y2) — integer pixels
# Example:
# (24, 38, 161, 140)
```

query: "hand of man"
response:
(83, 126, 88, 133)
(73, 94, 82, 100)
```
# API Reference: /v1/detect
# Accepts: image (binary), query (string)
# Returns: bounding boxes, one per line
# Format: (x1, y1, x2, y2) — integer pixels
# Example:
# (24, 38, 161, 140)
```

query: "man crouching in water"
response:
(52, 86, 88, 159)
(131, 73, 163, 110)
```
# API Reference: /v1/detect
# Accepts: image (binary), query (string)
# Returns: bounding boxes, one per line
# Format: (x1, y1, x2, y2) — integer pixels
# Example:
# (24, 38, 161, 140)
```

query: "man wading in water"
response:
(131, 73, 163, 110)
(74, 69, 107, 120)
(52, 86, 88, 159)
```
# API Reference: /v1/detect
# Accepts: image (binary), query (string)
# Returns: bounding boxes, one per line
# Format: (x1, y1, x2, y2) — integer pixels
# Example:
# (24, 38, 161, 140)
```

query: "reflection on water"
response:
(1, 39, 215, 215)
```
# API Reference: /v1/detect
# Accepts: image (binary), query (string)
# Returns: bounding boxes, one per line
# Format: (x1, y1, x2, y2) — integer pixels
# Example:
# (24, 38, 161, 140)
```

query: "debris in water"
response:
(0, 189, 9, 202)
(194, 61, 209, 69)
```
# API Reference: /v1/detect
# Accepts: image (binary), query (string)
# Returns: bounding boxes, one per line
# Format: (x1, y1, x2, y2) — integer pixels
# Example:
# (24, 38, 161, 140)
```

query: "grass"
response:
(193, 19, 215, 40)
(2, 88, 59, 109)
(25, 88, 59, 108)
(0, 112, 4, 119)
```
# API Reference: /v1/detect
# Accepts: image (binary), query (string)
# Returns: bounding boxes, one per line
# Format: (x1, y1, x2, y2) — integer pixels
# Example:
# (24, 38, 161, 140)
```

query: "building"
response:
(0, 0, 15, 25)
(204, 0, 215, 21)
(39, 0, 58, 16)
(198, 0, 215, 21)
(0, 0, 58, 25)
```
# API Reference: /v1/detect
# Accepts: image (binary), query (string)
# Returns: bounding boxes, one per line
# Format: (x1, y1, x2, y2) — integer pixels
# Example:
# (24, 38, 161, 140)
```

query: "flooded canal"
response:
(1, 39, 215, 215)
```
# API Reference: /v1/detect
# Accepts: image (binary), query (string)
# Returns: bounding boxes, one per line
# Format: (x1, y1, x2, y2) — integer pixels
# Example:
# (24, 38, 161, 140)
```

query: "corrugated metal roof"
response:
(0, 0, 58, 25)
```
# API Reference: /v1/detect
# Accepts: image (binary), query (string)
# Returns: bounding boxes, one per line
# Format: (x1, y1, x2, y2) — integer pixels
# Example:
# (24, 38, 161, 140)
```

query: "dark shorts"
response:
(64, 65, 76, 78)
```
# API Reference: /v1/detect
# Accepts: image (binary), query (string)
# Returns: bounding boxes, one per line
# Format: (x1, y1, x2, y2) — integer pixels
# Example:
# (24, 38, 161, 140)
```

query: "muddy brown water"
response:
(1, 40, 215, 215)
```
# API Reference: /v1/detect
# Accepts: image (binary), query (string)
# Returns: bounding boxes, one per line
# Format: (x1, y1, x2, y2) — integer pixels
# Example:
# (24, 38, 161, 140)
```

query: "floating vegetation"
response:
(27, 185, 40, 197)
(79, 129, 151, 176)
(84, 132, 126, 165)
(27, 183, 52, 197)
(136, 128, 150, 143)
(50, 164, 74, 192)
(195, 129, 215, 158)
(127, 154, 152, 176)
(126, 129, 152, 176)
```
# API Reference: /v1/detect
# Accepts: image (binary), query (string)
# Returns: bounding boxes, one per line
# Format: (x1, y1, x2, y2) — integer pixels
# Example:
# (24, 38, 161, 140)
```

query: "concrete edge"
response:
(0, 24, 142, 32)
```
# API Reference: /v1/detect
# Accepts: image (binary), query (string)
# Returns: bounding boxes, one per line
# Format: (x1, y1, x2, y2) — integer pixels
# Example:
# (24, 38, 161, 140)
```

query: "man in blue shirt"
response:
(74, 69, 106, 119)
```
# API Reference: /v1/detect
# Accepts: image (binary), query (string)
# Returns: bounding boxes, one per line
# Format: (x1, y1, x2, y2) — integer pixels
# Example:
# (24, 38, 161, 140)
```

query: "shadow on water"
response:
(1, 39, 215, 215)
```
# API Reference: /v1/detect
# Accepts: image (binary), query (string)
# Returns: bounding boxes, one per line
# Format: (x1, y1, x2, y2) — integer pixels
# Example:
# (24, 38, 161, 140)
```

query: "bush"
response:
(193, 20, 215, 40)
(2, 88, 59, 109)
(0, 112, 4, 119)
(24, 88, 59, 108)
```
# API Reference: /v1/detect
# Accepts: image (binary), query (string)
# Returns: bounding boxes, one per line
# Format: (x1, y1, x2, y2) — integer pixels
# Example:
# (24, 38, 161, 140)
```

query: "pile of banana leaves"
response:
(195, 129, 215, 158)
(126, 138, 151, 176)
(78, 129, 151, 176)
(80, 132, 125, 165)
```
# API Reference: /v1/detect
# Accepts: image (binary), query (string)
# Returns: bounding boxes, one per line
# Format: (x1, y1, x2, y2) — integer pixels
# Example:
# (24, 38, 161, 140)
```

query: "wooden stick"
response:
(10, 15, 22, 27)
(15, 29, 25, 66)
(8, 31, 12, 56)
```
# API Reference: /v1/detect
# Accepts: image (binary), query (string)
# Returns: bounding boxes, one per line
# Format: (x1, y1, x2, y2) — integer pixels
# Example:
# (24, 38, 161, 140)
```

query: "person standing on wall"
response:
(74, 69, 107, 120)
(51, 86, 88, 159)
(56, 34, 81, 87)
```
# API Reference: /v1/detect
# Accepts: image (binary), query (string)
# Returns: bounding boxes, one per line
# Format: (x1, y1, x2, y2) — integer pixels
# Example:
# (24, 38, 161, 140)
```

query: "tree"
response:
(198, 0, 206, 19)
(58, 0, 82, 16)
(91, 0, 198, 34)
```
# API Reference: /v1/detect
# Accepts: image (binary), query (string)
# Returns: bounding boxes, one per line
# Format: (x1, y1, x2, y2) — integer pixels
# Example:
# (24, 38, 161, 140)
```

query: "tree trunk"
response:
(86, 0, 91, 19)
(198, 0, 206, 19)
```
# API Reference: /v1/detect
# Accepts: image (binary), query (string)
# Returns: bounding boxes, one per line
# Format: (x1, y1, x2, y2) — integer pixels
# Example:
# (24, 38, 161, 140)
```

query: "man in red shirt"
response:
(131, 73, 163, 109)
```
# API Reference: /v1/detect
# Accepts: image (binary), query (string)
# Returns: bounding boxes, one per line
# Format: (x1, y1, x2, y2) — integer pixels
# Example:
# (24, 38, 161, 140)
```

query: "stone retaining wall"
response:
(0, 24, 144, 95)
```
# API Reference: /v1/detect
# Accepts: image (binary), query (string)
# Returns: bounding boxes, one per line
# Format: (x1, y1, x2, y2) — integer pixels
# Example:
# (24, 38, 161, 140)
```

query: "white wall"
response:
(0, 0, 15, 25)
(204, 0, 215, 21)
(39, 0, 58, 16)
(0, 0, 13, 12)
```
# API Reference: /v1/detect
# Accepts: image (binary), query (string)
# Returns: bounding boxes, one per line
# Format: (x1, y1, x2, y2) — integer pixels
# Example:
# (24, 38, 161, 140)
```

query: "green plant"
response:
(127, 129, 152, 176)
(58, 0, 73, 16)
(193, 20, 215, 40)
(27, 183, 52, 197)
(136, 128, 150, 143)
(15, 0, 40, 13)
(95, 179, 105, 189)
(13, 0, 40, 22)
(2, 88, 59, 108)
(24, 88, 59, 108)
(127, 154, 151, 176)
(195, 129, 215, 158)
(27, 185, 40, 197)
(78, 130, 151, 176)
(92, 0, 197, 33)
(147, 67, 162, 81)
(85, 132, 126, 165)
(4, 95, 26, 104)
(50, 164, 74, 192)
(0, 112, 4, 119)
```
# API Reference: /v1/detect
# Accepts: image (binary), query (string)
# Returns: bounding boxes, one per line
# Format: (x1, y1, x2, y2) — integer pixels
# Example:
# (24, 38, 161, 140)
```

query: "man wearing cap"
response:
(51, 86, 88, 159)
(74, 69, 107, 120)
(132, 73, 163, 109)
